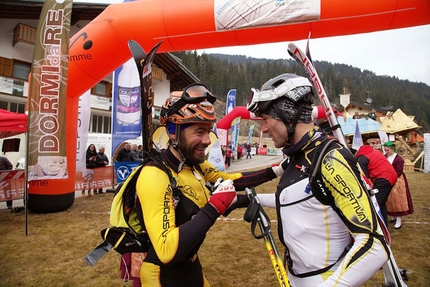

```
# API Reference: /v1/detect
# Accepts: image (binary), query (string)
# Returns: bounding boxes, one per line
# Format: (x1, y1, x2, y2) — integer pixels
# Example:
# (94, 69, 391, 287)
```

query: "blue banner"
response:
(226, 89, 236, 115)
(114, 161, 141, 183)
(247, 124, 255, 144)
(112, 58, 142, 157)
(230, 116, 241, 154)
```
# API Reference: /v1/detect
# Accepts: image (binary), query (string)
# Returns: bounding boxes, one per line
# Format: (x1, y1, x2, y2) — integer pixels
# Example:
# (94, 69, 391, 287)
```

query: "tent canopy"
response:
(0, 108, 28, 139)
(338, 116, 381, 136)
(379, 109, 419, 134)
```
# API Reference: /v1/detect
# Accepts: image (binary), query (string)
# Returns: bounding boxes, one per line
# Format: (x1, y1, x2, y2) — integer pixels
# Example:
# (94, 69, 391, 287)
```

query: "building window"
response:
(13, 61, 31, 80)
(0, 100, 8, 110)
(91, 81, 112, 97)
(90, 114, 112, 134)
(0, 100, 25, 113)
(103, 116, 110, 134)
(153, 106, 161, 119)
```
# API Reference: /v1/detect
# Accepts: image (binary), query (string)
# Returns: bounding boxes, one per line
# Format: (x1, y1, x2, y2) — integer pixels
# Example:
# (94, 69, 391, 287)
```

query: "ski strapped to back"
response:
(84, 41, 164, 266)
(128, 40, 163, 152)
(287, 41, 407, 287)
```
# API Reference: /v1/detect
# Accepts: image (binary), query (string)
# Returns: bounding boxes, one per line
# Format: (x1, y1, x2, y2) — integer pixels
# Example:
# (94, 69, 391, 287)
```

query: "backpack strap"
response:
(287, 244, 351, 278)
(285, 138, 353, 277)
(134, 149, 182, 227)
(145, 149, 181, 196)
(308, 139, 337, 206)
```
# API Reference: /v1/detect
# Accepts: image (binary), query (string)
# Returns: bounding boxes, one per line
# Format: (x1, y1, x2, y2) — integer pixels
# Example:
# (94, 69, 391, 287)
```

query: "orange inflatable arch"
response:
(68, 0, 430, 98)
(30, 0, 430, 212)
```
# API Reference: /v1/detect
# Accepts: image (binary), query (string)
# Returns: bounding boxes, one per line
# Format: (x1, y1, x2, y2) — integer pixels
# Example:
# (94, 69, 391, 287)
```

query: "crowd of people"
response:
(116, 143, 144, 162)
(221, 142, 260, 168)
(82, 141, 147, 198)
(81, 144, 109, 197)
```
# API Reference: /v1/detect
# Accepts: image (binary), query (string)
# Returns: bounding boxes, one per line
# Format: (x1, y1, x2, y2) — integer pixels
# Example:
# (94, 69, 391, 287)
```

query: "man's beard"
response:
(177, 134, 207, 166)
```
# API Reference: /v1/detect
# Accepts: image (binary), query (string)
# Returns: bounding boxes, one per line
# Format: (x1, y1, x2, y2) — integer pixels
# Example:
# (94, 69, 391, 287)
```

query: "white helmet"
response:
(247, 73, 313, 117)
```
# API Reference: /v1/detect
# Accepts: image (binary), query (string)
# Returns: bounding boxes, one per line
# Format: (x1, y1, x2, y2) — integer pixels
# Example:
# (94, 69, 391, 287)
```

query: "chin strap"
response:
(272, 102, 304, 147)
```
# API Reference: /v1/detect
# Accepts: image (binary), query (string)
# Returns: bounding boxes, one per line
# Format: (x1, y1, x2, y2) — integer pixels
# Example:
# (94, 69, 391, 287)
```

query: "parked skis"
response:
(287, 41, 407, 287)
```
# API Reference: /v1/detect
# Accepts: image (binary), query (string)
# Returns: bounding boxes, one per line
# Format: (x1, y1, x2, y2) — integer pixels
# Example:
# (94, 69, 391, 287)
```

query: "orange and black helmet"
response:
(160, 84, 217, 125)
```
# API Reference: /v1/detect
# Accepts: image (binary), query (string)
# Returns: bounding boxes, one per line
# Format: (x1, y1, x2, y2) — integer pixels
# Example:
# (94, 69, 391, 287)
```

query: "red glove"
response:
(208, 179, 237, 215)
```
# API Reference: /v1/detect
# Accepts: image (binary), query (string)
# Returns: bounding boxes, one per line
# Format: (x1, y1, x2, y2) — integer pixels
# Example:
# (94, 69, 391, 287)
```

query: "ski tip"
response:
(287, 42, 297, 50)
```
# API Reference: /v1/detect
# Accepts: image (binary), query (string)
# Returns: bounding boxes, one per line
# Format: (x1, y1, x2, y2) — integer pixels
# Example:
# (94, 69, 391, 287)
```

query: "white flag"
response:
(352, 120, 363, 150)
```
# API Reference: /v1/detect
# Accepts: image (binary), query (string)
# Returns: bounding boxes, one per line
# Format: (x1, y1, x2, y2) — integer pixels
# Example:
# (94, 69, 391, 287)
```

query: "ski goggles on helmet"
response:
(165, 83, 216, 115)
(247, 76, 312, 116)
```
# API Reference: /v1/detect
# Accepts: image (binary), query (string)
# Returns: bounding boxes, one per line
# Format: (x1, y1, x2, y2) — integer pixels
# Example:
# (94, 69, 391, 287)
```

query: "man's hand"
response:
(223, 194, 250, 217)
(208, 179, 237, 215)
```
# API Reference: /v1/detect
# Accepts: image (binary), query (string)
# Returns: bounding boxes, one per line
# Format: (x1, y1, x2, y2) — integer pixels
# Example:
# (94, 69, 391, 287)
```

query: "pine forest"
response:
(171, 51, 430, 133)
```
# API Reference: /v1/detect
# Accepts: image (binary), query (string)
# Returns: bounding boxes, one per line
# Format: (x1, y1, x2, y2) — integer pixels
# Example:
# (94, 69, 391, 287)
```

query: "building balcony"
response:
(13, 23, 36, 46)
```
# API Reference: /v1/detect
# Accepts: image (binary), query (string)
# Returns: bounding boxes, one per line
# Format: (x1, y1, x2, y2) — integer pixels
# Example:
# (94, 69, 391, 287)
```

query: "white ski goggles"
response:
(247, 77, 312, 115)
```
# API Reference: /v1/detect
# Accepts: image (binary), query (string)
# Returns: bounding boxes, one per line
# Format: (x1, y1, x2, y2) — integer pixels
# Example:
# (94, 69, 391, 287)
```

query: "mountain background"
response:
(171, 51, 430, 136)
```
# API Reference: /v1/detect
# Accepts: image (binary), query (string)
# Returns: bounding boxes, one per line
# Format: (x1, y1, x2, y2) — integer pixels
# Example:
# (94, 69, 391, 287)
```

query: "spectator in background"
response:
(83, 144, 98, 197)
(117, 143, 132, 162)
(130, 144, 142, 162)
(0, 156, 13, 209)
(356, 144, 398, 225)
(95, 146, 109, 195)
(237, 144, 243, 160)
(137, 145, 144, 160)
(246, 143, 252, 159)
(383, 141, 414, 229)
(224, 145, 233, 167)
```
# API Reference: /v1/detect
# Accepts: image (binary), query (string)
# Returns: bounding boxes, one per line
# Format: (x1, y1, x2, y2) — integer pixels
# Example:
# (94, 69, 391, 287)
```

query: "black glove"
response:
(223, 194, 250, 217)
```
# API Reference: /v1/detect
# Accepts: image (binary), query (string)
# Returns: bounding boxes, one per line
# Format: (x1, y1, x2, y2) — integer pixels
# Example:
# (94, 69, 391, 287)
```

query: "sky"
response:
(197, 25, 430, 86)
(77, 0, 430, 86)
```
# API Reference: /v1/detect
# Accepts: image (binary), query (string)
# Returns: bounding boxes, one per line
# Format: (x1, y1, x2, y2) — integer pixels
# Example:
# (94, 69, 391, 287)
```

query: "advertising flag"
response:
(247, 124, 255, 144)
(27, 0, 72, 181)
(230, 116, 241, 154)
(225, 89, 236, 115)
(111, 58, 142, 158)
(27, 0, 75, 214)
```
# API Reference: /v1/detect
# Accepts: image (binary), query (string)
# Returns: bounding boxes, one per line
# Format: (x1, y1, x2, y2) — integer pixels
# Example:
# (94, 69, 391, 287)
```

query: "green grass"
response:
(0, 171, 429, 286)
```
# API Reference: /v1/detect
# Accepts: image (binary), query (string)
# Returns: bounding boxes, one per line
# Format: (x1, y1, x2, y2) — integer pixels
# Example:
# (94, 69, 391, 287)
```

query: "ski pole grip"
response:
(244, 187, 270, 239)
(244, 188, 259, 223)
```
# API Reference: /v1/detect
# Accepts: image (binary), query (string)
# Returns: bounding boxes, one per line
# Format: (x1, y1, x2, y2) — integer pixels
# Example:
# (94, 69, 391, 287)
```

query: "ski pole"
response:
(244, 187, 290, 287)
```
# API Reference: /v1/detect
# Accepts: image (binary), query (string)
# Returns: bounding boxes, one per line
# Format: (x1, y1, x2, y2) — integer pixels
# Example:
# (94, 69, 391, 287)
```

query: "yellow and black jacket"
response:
(137, 147, 277, 287)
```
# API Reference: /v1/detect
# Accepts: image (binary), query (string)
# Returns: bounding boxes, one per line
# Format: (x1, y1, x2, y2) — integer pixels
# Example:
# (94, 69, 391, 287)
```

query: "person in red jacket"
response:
(224, 145, 233, 167)
(356, 144, 397, 225)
